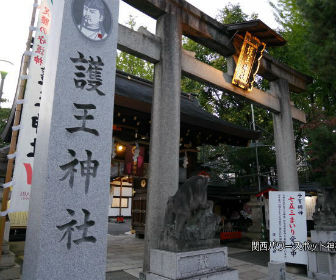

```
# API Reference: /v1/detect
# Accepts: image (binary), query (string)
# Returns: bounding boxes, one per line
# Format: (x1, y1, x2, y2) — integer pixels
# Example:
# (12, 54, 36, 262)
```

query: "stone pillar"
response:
(268, 261, 286, 280)
(271, 79, 299, 191)
(143, 11, 182, 272)
(22, 1, 119, 279)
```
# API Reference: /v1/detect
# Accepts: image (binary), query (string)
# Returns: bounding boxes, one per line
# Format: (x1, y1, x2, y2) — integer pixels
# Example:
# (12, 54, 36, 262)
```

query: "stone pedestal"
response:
(144, 247, 238, 280)
(244, 195, 263, 240)
(268, 261, 286, 280)
(308, 230, 336, 280)
(0, 241, 21, 280)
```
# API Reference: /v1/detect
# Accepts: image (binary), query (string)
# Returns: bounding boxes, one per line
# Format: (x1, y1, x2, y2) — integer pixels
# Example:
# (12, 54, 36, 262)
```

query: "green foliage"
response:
(304, 113, 336, 187)
(269, 0, 336, 114)
(116, 16, 154, 81)
(0, 107, 10, 147)
(203, 144, 276, 188)
(296, 0, 336, 100)
(269, 0, 336, 186)
(182, 3, 276, 188)
(216, 3, 258, 24)
(182, 3, 269, 128)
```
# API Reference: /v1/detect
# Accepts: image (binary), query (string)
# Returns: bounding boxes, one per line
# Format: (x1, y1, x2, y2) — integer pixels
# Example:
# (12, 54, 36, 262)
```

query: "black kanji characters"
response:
(80, 150, 99, 194)
(56, 209, 77, 249)
(73, 209, 96, 245)
(59, 149, 99, 193)
(32, 114, 39, 133)
(59, 149, 78, 188)
(27, 138, 37, 158)
(57, 208, 96, 250)
(66, 103, 99, 136)
(70, 51, 105, 95)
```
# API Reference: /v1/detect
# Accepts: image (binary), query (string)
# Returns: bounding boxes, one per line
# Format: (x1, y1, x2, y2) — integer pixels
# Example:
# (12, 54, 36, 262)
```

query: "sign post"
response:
(22, 0, 119, 279)
(269, 191, 307, 265)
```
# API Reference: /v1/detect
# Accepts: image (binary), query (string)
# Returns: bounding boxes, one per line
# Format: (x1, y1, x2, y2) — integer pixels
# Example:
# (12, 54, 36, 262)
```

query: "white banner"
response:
(9, 0, 51, 213)
(269, 191, 307, 265)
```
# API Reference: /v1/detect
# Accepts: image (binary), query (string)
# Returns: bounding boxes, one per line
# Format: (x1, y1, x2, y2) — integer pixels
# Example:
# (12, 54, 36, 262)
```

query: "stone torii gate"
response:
(20, 0, 310, 279)
(118, 0, 310, 272)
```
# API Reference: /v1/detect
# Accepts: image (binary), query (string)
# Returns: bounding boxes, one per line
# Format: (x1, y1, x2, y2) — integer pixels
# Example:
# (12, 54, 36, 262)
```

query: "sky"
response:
(0, 0, 279, 108)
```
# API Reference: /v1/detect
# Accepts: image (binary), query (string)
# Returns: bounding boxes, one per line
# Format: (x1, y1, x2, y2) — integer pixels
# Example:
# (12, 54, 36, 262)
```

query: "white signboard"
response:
(269, 191, 307, 265)
(9, 0, 51, 213)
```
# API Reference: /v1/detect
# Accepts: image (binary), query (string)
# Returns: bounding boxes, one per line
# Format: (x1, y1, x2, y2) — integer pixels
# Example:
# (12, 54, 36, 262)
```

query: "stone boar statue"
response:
(160, 175, 220, 251)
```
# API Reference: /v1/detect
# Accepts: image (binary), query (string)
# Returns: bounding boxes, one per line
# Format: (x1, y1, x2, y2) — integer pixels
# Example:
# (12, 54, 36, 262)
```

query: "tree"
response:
(269, 0, 336, 187)
(182, 3, 269, 128)
(0, 107, 10, 147)
(183, 3, 276, 188)
(116, 15, 154, 81)
(304, 112, 336, 187)
(296, 0, 336, 106)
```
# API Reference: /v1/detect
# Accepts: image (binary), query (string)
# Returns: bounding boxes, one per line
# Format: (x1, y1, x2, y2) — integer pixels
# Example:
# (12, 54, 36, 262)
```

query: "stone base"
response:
(146, 268, 238, 280)
(268, 261, 286, 280)
(159, 238, 220, 252)
(0, 264, 21, 280)
(146, 247, 238, 280)
(0, 252, 15, 268)
(308, 271, 336, 280)
(308, 230, 336, 280)
(0, 241, 21, 280)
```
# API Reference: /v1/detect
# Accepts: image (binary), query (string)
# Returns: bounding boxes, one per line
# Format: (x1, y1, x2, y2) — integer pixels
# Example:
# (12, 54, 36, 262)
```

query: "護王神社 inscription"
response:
(22, 1, 119, 279)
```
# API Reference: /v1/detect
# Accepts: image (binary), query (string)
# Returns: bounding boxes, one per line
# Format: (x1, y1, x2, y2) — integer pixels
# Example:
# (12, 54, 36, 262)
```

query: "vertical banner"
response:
(269, 191, 307, 265)
(22, 0, 119, 279)
(9, 0, 51, 215)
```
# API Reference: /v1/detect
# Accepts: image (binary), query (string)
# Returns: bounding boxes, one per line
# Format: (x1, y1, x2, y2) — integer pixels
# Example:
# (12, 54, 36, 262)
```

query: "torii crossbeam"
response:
(119, 0, 310, 273)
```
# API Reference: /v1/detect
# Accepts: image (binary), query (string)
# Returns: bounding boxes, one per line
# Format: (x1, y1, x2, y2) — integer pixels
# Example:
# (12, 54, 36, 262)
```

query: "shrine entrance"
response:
(0, 0, 311, 279)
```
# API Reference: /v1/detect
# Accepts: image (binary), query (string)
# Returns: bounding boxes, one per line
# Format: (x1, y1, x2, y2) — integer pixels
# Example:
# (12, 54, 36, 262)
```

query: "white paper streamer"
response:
(7, 152, 17, 160)
(0, 210, 9, 216)
(29, 26, 37, 31)
(20, 75, 29, 80)
(24, 51, 33, 56)
(33, 3, 39, 7)
(16, 99, 25, 105)
(12, 125, 21, 131)
(2, 181, 14, 189)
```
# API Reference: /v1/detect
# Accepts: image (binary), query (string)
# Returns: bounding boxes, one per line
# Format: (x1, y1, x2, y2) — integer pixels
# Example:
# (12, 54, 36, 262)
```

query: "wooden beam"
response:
(116, 25, 306, 123)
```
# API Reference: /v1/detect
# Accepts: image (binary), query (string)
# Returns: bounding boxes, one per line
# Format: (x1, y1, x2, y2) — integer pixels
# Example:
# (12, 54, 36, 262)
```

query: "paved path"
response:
(7, 232, 311, 279)
(106, 234, 310, 280)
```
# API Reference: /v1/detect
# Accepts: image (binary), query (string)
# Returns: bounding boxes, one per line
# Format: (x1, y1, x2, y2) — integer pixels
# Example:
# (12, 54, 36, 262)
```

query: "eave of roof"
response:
(224, 19, 286, 47)
(114, 71, 260, 144)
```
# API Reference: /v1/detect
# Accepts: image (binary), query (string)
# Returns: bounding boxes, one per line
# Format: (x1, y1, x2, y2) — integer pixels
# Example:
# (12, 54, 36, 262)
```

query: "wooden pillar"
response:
(143, 10, 182, 272)
(271, 78, 299, 191)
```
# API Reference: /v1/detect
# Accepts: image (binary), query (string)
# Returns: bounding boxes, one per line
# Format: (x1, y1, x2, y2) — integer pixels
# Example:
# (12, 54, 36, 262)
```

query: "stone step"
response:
(0, 263, 21, 280)
(0, 251, 15, 268)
